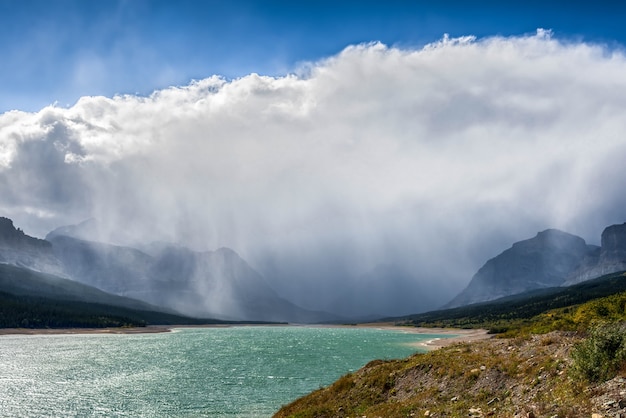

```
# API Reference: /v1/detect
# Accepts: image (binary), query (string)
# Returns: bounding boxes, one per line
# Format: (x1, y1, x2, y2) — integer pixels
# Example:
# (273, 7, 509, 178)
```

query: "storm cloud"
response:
(2, 31, 626, 314)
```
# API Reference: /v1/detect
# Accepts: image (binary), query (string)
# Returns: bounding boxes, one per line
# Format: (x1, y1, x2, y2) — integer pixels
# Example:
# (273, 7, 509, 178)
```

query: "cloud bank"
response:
(2, 31, 626, 314)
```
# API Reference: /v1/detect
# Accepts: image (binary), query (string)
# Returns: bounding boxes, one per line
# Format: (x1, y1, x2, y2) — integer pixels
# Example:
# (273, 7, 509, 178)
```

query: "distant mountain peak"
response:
(0, 216, 66, 276)
(445, 229, 593, 308)
(601, 222, 626, 251)
(0, 217, 48, 248)
(511, 229, 585, 249)
(46, 218, 100, 241)
(565, 222, 626, 285)
(42, 229, 333, 323)
(213, 247, 240, 258)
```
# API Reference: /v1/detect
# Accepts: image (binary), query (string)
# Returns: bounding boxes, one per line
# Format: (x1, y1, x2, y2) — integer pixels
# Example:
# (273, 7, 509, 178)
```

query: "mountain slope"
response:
(0, 263, 241, 328)
(0, 216, 333, 323)
(46, 233, 335, 323)
(446, 229, 596, 308)
(144, 244, 336, 322)
(391, 270, 626, 332)
(0, 262, 163, 311)
(565, 222, 626, 285)
(0, 217, 66, 276)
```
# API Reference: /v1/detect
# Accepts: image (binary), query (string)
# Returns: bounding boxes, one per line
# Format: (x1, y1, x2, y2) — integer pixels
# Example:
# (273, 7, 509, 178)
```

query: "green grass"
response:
(0, 290, 243, 328)
(570, 322, 626, 383)
(275, 272, 626, 417)
(0, 263, 278, 329)
(391, 271, 626, 333)
(274, 333, 595, 417)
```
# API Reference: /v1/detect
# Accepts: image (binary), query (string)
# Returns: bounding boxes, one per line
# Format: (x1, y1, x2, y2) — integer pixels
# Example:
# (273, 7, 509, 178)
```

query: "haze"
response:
(2, 13, 626, 317)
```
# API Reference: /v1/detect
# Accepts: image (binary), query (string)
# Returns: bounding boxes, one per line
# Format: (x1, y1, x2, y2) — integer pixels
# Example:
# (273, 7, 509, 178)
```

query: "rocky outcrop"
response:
(446, 229, 595, 308)
(565, 223, 626, 285)
(0, 217, 66, 276)
(0, 217, 49, 249)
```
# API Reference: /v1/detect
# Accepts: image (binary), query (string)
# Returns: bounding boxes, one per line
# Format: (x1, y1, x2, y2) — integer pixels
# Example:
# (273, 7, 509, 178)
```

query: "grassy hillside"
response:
(0, 263, 164, 311)
(0, 263, 271, 328)
(0, 291, 236, 328)
(275, 274, 626, 417)
(392, 271, 626, 333)
(275, 333, 593, 417)
(0, 291, 146, 328)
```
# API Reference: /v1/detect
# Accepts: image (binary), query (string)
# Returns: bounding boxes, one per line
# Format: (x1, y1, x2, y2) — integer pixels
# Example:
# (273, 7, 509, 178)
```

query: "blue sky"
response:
(2, 0, 626, 113)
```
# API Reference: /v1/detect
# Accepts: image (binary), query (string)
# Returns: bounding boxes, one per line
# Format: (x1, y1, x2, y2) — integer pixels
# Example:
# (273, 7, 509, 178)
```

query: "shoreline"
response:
(0, 323, 492, 348)
(409, 328, 492, 349)
(0, 325, 173, 335)
(340, 323, 492, 350)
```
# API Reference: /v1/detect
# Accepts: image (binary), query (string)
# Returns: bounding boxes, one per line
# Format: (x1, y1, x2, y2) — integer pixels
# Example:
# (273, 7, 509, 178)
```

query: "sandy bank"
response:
(313, 322, 492, 350)
(409, 328, 492, 350)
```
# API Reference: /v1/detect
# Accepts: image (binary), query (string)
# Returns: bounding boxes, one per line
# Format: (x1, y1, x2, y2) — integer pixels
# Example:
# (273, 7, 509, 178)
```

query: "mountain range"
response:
(0, 217, 334, 323)
(446, 223, 626, 307)
(2, 215, 626, 326)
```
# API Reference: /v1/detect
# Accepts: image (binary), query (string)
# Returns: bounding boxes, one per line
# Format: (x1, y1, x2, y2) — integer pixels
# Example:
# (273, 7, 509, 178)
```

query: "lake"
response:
(0, 326, 446, 417)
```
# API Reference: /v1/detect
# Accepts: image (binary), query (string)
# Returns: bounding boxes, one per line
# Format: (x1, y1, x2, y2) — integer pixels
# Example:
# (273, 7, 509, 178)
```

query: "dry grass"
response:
(274, 333, 596, 417)
(275, 291, 626, 418)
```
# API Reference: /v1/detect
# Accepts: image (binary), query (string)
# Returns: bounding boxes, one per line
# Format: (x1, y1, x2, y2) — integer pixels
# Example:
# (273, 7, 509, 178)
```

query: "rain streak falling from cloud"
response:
(2, 31, 626, 313)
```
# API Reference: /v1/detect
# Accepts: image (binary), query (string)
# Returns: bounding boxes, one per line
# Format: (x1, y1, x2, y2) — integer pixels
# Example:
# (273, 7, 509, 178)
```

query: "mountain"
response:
(0, 263, 240, 328)
(564, 222, 626, 285)
(141, 243, 335, 322)
(0, 262, 165, 312)
(0, 216, 333, 323)
(45, 230, 335, 323)
(393, 270, 626, 331)
(445, 229, 597, 308)
(0, 217, 66, 277)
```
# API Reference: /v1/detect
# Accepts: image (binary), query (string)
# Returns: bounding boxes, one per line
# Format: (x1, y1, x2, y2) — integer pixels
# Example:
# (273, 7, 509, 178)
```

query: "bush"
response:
(570, 322, 626, 383)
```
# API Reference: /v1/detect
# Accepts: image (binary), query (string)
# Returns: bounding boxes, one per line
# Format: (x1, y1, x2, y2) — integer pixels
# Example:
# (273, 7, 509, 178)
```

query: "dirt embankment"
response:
(275, 331, 626, 418)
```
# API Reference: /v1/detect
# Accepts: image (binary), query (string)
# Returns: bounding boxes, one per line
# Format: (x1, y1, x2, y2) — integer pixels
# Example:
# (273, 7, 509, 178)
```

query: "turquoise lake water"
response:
(0, 326, 446, 417)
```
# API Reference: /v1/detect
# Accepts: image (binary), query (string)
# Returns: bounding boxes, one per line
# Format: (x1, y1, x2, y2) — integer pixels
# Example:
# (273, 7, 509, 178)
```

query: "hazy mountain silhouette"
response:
(0, 217, 66, 277)
(446, 229, 598, 308)
(5, 215, 626, 322)
(46, 226, 336, 323)
(564, 222, 626, 285)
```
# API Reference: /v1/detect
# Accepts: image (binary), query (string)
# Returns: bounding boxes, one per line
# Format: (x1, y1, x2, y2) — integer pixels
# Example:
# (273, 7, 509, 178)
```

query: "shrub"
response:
(570, 322, 626, 382)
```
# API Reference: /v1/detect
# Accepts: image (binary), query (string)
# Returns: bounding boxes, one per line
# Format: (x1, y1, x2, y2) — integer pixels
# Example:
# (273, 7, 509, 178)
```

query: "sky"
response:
(1, 1, 626, 315)
(3, 0, 626, 113)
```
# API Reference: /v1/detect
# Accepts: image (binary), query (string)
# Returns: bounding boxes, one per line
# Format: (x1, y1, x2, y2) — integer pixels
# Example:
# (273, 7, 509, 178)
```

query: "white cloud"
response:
(2, 31, 626, 312)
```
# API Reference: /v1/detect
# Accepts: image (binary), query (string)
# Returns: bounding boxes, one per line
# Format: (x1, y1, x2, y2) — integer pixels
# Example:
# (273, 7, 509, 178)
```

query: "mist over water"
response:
(0, 327, 438, 417)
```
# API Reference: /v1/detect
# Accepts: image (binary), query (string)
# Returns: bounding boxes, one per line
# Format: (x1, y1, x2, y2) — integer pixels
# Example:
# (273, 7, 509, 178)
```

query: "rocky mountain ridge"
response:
(4, 215, 626, 321)
(45, 233, 335, 323)
(447, 223, 626, 308)
(565, 222, 626, 285)
(0, 217, 66, 277)
(0, 217, 334, 323)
